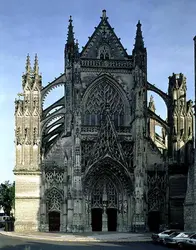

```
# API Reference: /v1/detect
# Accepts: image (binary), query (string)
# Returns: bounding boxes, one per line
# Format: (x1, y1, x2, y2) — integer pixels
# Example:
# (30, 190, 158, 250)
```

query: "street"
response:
(0, 234, 170, 250)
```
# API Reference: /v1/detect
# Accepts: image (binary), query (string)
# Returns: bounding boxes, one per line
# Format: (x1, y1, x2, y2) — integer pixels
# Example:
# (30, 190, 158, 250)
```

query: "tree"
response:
(0, 181, 15, 216)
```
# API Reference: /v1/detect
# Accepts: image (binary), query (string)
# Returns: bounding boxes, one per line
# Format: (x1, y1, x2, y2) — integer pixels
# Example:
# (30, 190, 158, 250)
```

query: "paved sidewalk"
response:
(0, 230, 152, 242)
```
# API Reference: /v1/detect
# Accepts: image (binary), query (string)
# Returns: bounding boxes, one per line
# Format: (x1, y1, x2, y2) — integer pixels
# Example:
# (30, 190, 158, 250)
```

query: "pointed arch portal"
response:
(46, 187, 63, 232)
(83, 156, 133, 232)
(91, 177, 118, 231)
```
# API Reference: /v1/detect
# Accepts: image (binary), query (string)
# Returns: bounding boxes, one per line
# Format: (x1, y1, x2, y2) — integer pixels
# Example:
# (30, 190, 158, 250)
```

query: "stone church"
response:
(14, 10, 194, 233)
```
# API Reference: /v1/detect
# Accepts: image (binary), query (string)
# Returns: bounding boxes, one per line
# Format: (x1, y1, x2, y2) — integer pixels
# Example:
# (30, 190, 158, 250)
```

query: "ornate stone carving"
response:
(84, 80, 124, 115)
(147, 171, 166, 212)
(91, 178, 117, 209)
(86, 111, 126, 167)
(46, 187, 63, 212)
(45, 168, 64, 184)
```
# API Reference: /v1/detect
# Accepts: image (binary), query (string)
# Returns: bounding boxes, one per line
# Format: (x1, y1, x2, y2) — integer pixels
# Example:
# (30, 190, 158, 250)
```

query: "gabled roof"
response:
(80, 10, 129, 59)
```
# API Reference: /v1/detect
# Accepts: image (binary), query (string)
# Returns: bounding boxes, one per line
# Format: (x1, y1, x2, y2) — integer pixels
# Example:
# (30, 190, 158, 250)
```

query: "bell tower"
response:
(14, 54, 42, 232)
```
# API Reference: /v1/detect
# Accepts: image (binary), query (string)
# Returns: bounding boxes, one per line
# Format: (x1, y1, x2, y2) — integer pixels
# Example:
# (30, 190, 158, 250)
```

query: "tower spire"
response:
(134, 20, 145, 51)
(64, 15, 78, 68)
(67, 15, 75, 45)
(25, 54, 31, 73)
(33, 53, 39, 75)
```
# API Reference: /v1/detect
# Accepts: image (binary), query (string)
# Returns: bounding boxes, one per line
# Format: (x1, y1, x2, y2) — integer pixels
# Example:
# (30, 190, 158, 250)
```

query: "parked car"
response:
(180, 233, 196, 249)
(151, 229, 178, 243)
(0, 215, 9, 228)
(163, 231, 194, 248)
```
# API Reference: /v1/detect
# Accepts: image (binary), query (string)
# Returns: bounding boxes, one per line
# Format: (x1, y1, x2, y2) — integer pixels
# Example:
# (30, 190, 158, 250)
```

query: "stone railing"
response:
(81, 126, 132, 134)
(81, 59, 133, 69)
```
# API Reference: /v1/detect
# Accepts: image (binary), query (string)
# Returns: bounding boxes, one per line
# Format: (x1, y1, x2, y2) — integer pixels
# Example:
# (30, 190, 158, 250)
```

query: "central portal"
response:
(91, 177, 118, 231)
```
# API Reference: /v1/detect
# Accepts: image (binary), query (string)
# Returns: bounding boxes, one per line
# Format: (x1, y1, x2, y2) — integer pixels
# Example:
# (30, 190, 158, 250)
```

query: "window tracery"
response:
(121, 142, 134, 171)
(45, 169, 64, 184)
(46, 188, 63, 212)
(106, 182, 117, 208)
(148, 188, 164, 212)
(98, 45, 111, 60)
(83, 81, 124, 126)
(81, 141, 95, 173)
(147, 171, 166, 212)
(91, 179, 117, 209)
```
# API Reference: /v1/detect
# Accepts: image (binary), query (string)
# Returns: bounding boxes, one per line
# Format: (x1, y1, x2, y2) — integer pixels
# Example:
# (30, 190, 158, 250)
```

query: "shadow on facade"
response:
(146, 139, 193, 233)
(167, 140, 193, 230)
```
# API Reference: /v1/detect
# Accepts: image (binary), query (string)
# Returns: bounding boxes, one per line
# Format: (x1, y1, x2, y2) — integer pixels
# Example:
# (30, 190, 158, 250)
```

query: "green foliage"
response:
(0, 181, 15, 216)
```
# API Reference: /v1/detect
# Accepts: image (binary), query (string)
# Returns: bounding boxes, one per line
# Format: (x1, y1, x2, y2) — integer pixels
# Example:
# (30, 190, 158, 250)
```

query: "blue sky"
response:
(0, 0, 195, 183)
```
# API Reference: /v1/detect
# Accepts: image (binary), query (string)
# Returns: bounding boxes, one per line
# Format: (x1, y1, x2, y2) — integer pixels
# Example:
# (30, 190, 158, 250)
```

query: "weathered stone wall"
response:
(15, 174, 41, 232)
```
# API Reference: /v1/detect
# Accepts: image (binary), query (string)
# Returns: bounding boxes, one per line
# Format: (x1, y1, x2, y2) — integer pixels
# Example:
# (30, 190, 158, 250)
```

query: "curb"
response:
(0, 232, 152, 242)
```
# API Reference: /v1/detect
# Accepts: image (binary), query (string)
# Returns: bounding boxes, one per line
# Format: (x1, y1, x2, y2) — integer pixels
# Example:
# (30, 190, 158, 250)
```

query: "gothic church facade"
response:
(14, 10, 194, 232)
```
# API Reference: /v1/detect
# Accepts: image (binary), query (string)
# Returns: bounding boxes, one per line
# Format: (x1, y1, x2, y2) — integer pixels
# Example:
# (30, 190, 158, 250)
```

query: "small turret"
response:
(167, 73, 192, 161)
(148, 95, 156, 112)
(168, 73, 187, 96)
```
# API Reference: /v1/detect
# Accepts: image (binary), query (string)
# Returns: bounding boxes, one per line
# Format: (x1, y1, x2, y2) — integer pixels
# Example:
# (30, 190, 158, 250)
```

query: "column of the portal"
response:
(61, 166, 68, 232)
(72, 116, 83, 232)
(40, 172, 49, 232)
(117, 195, 123, 232)
(85, 196, 91, 231)
(133, 118, 146, 231)
(67, 153, 73, 232)
(102, 184, 108, 231)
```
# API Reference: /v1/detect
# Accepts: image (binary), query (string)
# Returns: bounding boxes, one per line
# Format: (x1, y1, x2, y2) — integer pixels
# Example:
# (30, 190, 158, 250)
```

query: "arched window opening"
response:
(91, 114, 96, 126)
(83, 81, 125, 127)
(105, 53, 109, 60)
(100, 53, 104, 60)
(119, 112, 124, 126)
(98, 45, 111, 60)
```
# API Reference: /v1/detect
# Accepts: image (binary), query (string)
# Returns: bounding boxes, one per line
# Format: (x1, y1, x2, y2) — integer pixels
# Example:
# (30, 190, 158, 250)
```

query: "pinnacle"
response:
(137, 20, 141, 26)
(134, 20, 145, 51)
(34, 53, 39, 75)
(149, 95, 155, 112)
(25, 53, 31, 73)
(66, 15, 75, 44)
(102, 9, 107, 19)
